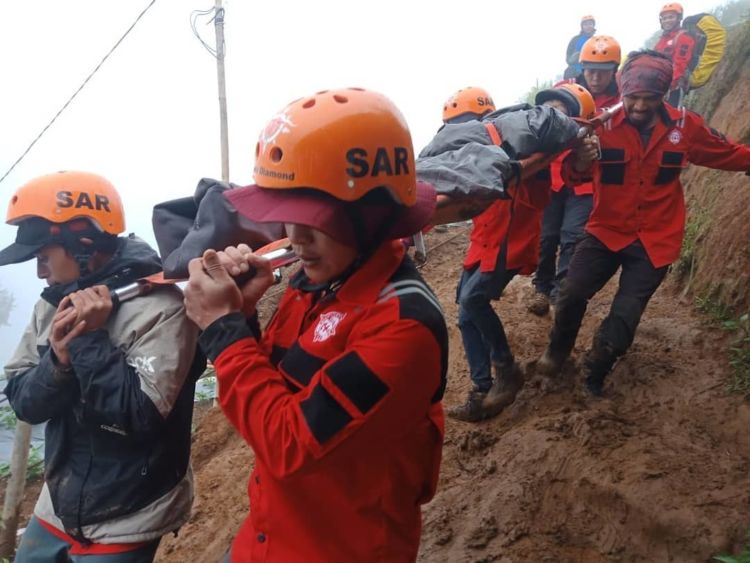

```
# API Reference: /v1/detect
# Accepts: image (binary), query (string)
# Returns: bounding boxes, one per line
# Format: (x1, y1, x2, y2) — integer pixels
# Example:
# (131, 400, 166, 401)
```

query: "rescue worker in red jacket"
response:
(446, 84, 594, 422)
(537, 50, 750, 396)
(576, 35, 622, 108)
(529, 36, 622, 316)
(183, 88, 447, 562)
(655, 2, 696, 106)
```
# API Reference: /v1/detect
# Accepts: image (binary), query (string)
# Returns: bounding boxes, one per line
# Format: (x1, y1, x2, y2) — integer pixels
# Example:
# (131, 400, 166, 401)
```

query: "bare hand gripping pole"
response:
(112, 239, 300, 307)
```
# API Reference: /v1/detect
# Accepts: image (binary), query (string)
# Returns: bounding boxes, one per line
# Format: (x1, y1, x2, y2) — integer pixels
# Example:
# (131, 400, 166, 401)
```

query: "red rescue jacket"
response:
(551, 152, 592, 195)
(202, 241, 447, 562)
(555, 80, 621, 196)
(655, 29, 696, 88)
(565, 104, 750, 267)
(463, 171, 551, 274)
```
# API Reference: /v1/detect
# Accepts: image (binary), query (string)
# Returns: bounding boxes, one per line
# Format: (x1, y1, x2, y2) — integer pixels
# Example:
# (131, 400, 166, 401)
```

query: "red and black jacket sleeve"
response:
(685, 112, 750, 170)
(200, 302, 445, 480)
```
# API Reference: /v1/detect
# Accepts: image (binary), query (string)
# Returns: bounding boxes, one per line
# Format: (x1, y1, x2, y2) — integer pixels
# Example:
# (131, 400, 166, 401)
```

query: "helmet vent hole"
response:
(302, 98, 316, 109)
(270, 147, 283, 163)
(10, 195, 17, 205)
(255, 142, 260, 158)
(349, 87, 365, 91)
(333, 94, 348, 104)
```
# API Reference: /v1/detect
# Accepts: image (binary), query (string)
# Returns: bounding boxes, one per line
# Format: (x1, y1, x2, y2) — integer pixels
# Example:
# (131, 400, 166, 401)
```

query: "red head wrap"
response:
(620, 51, 673, 96)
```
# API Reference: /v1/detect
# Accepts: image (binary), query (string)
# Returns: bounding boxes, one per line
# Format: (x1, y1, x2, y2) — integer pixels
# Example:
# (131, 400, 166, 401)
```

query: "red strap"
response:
(36, 517, 152, 555)
(484, 123, 503, 146)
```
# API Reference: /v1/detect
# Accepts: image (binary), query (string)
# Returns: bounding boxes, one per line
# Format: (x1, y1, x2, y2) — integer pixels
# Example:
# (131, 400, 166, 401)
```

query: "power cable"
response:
(190, 6, 222, 58)
(0, 0, 158, 186)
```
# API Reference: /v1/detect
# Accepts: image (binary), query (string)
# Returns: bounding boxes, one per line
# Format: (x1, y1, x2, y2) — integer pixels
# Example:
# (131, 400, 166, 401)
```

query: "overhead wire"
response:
(190, 6, 222, 58)
(0, 0, 158, 186)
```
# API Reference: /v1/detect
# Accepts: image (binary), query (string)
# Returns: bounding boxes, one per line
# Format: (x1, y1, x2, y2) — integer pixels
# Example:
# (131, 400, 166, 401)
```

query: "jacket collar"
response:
(291, 240, 405, 306)
(611, 102, 684, 156)
(40, 235, 162, 307)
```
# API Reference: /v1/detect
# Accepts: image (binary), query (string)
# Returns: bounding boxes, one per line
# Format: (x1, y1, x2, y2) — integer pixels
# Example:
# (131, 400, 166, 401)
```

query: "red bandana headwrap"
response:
(620, 52, 673, 96)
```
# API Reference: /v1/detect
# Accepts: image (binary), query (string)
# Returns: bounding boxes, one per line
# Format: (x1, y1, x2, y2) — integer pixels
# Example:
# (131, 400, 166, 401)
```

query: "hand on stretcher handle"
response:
(112, 240, 300, 306)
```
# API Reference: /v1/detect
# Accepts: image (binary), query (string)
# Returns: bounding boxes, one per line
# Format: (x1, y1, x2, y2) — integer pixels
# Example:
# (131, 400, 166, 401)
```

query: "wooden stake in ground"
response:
(0, 421, 32, 558)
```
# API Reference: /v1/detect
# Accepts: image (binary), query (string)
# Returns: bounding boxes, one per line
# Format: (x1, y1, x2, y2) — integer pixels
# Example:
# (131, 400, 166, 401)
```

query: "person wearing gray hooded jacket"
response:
(1, 171, 203, 562)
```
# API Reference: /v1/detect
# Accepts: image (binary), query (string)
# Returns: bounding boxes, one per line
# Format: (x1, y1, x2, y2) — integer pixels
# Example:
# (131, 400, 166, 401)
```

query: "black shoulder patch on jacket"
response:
(270, 345, 288, 368)
(379, 257, 448, 403)
(300, 383, 353, 444)
(280, 342, 326, 387)
(326, 351, 389, 415)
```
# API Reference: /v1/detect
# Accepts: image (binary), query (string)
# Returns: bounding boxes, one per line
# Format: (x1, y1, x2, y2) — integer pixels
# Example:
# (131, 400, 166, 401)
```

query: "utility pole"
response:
(214, 0, 230, 182)
(0, 421, 32, 559)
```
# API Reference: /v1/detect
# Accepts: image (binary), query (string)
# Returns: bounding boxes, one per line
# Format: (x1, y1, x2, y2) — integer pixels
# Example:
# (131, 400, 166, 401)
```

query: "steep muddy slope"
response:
(679, 22, 750, 312)
(158, 225, 750, 562)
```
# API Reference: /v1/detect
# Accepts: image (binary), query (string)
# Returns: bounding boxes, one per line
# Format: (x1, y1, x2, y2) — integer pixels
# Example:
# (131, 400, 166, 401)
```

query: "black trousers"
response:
(548, 234, 669, 366)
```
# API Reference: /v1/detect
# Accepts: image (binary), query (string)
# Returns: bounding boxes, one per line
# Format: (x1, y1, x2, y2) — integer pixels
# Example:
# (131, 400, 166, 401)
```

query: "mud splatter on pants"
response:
(547, 234, 669, 370)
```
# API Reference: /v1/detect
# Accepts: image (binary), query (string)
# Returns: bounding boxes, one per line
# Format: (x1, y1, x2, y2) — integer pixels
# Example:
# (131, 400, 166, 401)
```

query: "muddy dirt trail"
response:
(154, 226, 750, 563)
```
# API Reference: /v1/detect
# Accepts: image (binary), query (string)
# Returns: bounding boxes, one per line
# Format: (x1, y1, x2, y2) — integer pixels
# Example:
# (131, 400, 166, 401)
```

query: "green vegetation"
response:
(520, 79, 553, 106)
(674, 206, 709, 283)
(713, 0, 750, 27)
(714, 530, 750, 562)
(0, 444, 44, 480)
(0, 406, 16, 429)
(695, 294, 750, 398)
(195, 365, 217, 403)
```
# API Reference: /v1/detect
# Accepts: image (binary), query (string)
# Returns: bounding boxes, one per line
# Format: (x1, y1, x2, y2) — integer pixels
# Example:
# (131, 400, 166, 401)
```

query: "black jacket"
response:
(4, 236, 205, 539)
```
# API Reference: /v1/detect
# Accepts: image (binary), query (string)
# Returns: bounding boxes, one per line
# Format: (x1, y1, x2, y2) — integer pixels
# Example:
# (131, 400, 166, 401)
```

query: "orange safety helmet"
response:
(252, 88, 416, 206)
(580, 14, 595, 23)
(225, 88, 435, 246)
(535, 82, 596, 120)
(1, 171, 125, 267)
(659, 2, 684, 16)
(579, 35, 622, 70)
(442, 87, 496, 123)
(6, 170, 125, 234)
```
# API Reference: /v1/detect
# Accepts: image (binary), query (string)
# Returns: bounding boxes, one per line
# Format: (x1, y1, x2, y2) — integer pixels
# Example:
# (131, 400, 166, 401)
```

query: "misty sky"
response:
(0, 0, 722, 368)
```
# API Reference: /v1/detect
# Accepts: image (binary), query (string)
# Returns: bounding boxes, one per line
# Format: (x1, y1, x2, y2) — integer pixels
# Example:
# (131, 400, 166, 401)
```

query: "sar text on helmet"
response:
(345, 147, 410, 178)
(56, 191, 112, 212)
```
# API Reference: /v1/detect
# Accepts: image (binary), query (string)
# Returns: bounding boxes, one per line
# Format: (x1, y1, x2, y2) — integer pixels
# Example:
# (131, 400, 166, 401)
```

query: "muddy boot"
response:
(584, 372, 606, 397)
(526, 291, 550, 316)
(446, 388, 490, 422)
(485, 362, 524, 413)
(582, 339, 618, 397)
(536, 346, 569, 377)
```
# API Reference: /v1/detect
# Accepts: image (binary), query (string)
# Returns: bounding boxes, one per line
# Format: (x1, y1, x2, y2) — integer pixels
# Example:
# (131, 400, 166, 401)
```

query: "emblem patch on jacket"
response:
(128, 355, 157, 374)
(314, 312, 347, 342)
(668, 129, 682, 145)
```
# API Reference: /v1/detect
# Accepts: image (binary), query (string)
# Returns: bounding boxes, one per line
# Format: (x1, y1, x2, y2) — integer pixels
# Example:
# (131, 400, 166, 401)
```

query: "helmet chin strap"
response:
(58, 225, 98, 277)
